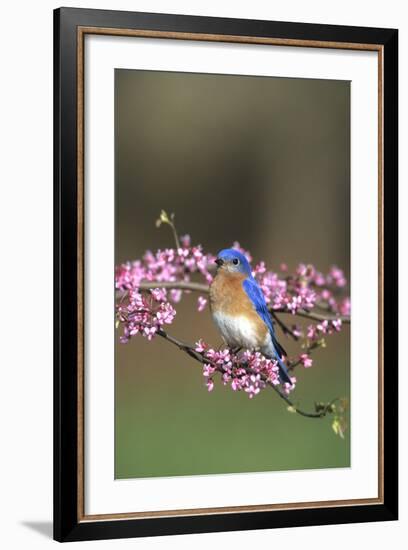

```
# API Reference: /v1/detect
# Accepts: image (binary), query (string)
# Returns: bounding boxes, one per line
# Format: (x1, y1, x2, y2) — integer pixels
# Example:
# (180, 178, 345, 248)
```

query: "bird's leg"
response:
(230, 346, 242, 355)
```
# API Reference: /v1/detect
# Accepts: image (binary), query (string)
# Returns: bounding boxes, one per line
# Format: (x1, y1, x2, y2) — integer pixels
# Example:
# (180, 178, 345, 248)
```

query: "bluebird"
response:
(209, 248, 292, 385)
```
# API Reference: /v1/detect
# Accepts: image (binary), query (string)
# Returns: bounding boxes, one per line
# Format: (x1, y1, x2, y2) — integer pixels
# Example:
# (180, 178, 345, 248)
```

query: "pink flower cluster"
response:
(115, 238, 349, 320)
(287, 317, 344, 345)
(195, 340, 297, 398)
(115, 236, 215, 302)
(306, 318, 343, 341)
(116, 288, 176, 343)
(252, 261, 350, 317)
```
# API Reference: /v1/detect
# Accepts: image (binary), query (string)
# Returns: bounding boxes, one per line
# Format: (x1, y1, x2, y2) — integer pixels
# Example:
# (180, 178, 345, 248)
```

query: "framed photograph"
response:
(54, 7, 398, 542)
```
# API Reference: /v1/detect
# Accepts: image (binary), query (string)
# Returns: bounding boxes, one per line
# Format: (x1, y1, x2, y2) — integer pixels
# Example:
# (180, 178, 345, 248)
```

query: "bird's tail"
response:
(270, 334, 293, 386)
(275, 353, 293, 386)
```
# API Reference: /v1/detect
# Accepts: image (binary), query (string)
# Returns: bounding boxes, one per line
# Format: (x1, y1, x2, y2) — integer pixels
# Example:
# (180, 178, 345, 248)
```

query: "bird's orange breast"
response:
(210, 271, 247, 315)
(209, 271, 268, 343)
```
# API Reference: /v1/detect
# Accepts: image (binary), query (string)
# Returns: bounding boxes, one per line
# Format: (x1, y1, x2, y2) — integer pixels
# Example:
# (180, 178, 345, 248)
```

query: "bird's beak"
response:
(215, 258, 224, 267)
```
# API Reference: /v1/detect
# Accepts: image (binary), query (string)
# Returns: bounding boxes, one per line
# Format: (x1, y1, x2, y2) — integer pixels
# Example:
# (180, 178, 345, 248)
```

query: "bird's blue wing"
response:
(243, 277, 291, 384)
(242, 277, 274, 334)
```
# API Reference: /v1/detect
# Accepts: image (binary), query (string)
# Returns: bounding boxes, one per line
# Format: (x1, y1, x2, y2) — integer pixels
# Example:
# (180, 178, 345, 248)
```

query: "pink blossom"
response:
(143, 326, 157, 340)
(321, 289, 331, 301)
(202, 364, 216, 377)
(180, 234, 191, 248)
(170, 289, 182, 303)
(317, 319, 329, 334)
(245, 374, 265, 399)
(287, 295, 302, 314)
(151, 288, 167, 302)
(314, 271, 326, 286)
(156, 302, 176, 324)
(177, 247, 189, 258)
(307, 324, 317, 340)
(328, 266, 347, 287)
(283, 377, 297, 395)
(339, 298, 351, 316)
(296, 263, 308, 277)
(253, 261, 266, 277)
(306, 318, 343, 341)
(195, 339, 207, 353)
(300, 353, 313, 368)
(197, 296, 207, 312)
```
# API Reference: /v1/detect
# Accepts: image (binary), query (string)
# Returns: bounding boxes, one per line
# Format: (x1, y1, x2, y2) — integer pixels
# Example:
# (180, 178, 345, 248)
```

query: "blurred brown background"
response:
(115, 69, 350, 479)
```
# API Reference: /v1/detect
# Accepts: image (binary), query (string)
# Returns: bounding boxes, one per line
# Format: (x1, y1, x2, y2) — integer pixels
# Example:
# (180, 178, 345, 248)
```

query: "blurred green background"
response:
(115, 69, 350, 479)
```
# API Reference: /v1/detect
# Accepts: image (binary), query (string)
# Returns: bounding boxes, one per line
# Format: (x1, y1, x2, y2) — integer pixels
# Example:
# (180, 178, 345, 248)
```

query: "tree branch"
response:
(139, 281, 209, 293)
(276, 309, 349, 324)
(287, 341, 321, 372)
(270, 311, 300, 341)
(155, 328, 336, 419)
(117, 281, 350, 324)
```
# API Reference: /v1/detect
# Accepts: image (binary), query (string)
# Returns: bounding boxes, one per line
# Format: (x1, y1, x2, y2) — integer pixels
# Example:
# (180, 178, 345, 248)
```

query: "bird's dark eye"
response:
(233, 258, 239, 265)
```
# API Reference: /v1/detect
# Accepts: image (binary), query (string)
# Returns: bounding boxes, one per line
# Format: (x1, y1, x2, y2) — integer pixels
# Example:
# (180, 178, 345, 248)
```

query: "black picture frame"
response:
(54, 7, 398, 542)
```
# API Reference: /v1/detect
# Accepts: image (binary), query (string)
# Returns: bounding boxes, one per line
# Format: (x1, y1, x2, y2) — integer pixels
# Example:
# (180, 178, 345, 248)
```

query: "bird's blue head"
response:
(215, 248, 253, 277)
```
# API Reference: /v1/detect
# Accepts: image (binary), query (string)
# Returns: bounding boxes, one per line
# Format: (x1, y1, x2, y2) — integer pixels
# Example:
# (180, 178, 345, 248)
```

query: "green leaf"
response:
(332, 417, 345, 439)
(155, 209, 170, 228)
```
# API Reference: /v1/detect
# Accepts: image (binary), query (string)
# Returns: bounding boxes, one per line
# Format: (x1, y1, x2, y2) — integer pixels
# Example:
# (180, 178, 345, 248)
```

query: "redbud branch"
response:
(138, 281, 209, 293)
(287, 341, 321, 372)
(270, 311, 300, 341)
(118, 281, 350, 324)
(155, 328, 337, 419)
(276, 309, 349, 324)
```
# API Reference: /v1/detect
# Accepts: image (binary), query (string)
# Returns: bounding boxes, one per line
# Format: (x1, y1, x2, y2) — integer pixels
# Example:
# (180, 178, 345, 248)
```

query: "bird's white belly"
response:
(212, 311, 262, 350)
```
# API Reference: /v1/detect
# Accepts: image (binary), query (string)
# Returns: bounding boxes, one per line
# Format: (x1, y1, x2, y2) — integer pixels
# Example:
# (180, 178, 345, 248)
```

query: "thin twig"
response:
(271, 311, 300, 341)
(156, 210, 181, 249)
(287, 341, 321, 372)
(168, 217, 181, 250)
(275, 308, 350, 324)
